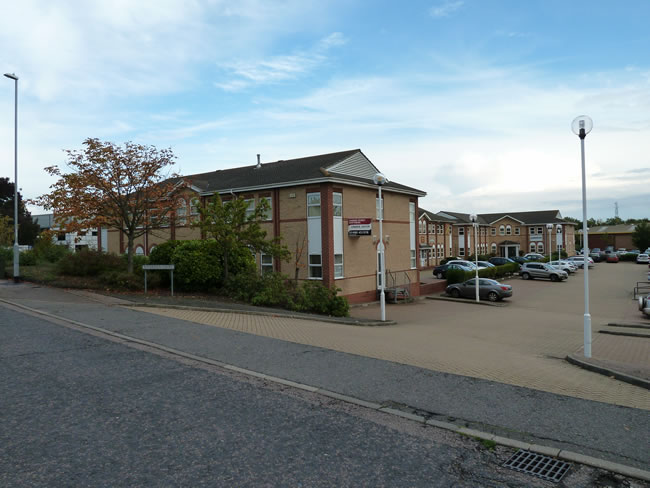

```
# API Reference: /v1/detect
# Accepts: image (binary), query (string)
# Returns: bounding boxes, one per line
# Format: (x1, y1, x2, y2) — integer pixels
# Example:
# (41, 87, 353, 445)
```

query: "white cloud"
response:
(215, 32, 347, 91)
(429, 1, 464, 18)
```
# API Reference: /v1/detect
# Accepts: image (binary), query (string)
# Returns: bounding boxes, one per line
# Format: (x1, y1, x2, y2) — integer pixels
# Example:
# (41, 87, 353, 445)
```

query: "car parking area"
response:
(351, 261, 650, 409)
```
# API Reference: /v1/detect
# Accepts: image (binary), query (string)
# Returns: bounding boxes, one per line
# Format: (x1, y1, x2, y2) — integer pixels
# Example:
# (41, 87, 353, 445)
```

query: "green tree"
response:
(0, 215, 13, 246)
(632, 221, 650, 251)
(0, 177, 40, 245)
(195, 194, 290, 280)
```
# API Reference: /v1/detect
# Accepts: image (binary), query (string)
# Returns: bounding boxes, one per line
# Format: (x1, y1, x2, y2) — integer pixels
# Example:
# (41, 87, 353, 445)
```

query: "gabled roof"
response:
(437, 210, 570, 225)
(419, 207, 454, 222)
(180, 149, 425, 197)
(577, 224, 636, 234)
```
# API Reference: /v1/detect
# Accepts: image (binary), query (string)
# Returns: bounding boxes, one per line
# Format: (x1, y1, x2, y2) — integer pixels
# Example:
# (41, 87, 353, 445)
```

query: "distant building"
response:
(32, 214, 100, 252)
(577, 224, 637, 250)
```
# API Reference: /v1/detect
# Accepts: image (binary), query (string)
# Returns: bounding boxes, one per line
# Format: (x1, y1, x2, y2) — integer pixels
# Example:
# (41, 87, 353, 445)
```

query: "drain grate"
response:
(503, 450, 571, 483)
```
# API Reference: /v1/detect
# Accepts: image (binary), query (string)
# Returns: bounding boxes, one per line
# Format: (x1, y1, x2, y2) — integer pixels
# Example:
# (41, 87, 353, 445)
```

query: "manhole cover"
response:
(503, 449, 571, 483)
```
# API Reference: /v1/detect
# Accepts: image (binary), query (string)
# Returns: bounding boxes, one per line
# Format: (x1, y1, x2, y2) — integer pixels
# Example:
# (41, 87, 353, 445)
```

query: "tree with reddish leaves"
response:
(34, 138, 180, 274)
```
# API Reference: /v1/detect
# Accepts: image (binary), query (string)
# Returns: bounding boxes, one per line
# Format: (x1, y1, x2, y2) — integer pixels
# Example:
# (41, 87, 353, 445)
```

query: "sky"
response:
(1, 0, 649, 221)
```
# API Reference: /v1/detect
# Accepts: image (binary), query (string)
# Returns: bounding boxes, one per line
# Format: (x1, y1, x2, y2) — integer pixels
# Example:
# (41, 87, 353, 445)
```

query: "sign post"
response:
(142, 264, 175, 296)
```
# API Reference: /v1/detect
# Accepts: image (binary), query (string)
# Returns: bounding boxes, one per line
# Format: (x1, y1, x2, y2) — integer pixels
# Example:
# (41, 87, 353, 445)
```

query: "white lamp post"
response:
(546, 223, 552, 264)
(556, 224, 562, 261)
(373, 173, 388, 321)
(4, 73, 19, 282)
(572, 115, 593, 358)
(469, 213, 479, 302)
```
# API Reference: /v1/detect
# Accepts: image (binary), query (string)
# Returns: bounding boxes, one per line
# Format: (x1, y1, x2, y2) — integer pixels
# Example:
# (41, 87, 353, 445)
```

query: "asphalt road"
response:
(0, 305, 630, 487)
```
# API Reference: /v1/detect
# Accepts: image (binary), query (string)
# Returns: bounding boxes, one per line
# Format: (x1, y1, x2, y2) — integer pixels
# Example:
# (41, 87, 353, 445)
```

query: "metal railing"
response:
(385, 270, 412, 303)
(633, 281, 650, 299)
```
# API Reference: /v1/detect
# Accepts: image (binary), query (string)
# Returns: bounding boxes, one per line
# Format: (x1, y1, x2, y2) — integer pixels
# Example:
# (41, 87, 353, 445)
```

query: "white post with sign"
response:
(142, 264, 175, 296)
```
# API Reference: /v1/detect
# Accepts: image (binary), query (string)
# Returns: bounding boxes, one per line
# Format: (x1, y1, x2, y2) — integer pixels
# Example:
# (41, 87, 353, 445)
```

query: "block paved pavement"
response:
(131, 262, 650, 410)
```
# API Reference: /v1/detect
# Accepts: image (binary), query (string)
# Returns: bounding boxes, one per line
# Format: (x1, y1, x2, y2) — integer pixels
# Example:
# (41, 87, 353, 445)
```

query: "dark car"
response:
(489, 257, 515, 266)
(445, 278, 513, 302)
(589, 248, 605, 262)
(509, 256, 528, 265)
(432, 263, 472, 279)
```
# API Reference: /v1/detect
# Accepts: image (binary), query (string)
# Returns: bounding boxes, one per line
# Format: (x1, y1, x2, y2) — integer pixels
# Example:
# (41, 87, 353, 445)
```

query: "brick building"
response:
(102, 150, 425, 303)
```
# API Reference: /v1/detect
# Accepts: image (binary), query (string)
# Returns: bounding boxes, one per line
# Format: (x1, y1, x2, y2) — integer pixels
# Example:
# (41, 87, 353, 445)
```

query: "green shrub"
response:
(0, 246, 10, 277)
(171, 240, 223, 291)
(57, 250, 125, 277)
(19, 250, 37, 266)
(619, 253, 636, 261)
(223, 268, 264, 302)
(33, 234, 69, 263)
(251, 272, 295, 308)
(446, 267, 469, 285)
(102, 270, 143, 291)
(122, 253, 149, 276)
(293, 281, 349, 317)
(149, 240, 182, 265)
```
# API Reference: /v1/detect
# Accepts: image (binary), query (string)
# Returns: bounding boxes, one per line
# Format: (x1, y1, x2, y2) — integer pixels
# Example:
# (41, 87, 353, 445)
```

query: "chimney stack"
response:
(256, 154, 261, 169)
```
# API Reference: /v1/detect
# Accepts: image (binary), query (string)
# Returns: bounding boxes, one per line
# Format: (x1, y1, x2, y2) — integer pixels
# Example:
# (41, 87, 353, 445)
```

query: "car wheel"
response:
(435, 272, 443, 279)
(550, 274, 559, 282)
(450, 288, 460, 298)
(487, 291, 498, 302)
(522, 272, 530, 280)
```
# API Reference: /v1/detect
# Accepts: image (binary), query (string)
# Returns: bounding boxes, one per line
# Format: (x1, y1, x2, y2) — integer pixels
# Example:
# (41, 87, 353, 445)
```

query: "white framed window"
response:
(557, 226, 562, 234)
(419, 221, 425, 234)
(190, 197, 200, 222)
(506, 225, 512, 235)
(260, 196, 272, 221)
(437, 224, 443, 234)
(530, 243, 536, 252)
(261, 253, 273, 274)
(244, 198, 255, 219)
(334, 253, 343, 278)
(135, 245, 145, 256)
(410, 250, 416, 269)
(491, 243, 497, 254)
(307, 193, 321, 217)
(537, 227, 543, 234)
(499, 225, 505, 235)
(420, 249, 427, 267)
(332, 193, 342, 217)
(459, 247, 465, 256)
(459, 227, 464, 236)
(491, 227, 496, 236)
(515, 227, 520, 235)
(429, 223, 434, 234)
(529, 227, 535, 235)
(176, 198, 187, 226)
(537, 243, 544, 253)
(309, 254, 322, 279)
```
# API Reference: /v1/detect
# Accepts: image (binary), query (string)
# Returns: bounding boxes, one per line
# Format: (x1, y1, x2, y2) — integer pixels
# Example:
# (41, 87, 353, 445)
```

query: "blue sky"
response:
(2, 0, 649, 219)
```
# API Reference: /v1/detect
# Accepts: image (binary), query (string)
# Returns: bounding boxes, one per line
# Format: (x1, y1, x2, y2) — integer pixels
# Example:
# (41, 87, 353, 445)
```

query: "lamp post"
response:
(469, 213, 479, 302)
(556, 224, 562, 262)
(572, 115, 593, 358)
(373, 173, 388, 321)
(547, 223, 552, 264)
(4, 73, 19, 282)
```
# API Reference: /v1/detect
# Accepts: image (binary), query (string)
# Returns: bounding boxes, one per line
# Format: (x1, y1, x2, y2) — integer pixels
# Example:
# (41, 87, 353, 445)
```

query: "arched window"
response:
(176, 198, 188, 226)
(530, 243, 536, 252)
(491, 243, 497, 254)
(190, 197, 200, 222)
(537, 242, 544, 253)
(149, 245, 157, 254)
(506, 225, 512, 235)
(499, 225, 505, 235)
(135, 245, 145, 256)
(557, 225, 562, 234)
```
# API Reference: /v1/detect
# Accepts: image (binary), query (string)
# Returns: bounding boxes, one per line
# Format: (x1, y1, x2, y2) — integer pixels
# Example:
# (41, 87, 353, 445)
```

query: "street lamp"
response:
(469, 213, 479, 302)
(4, 72, 19, 282)
(572, 115, 593, 358)
(547, 223, 552, 264)
(373, 172, 388, 321)
(556, 224, 562, 261)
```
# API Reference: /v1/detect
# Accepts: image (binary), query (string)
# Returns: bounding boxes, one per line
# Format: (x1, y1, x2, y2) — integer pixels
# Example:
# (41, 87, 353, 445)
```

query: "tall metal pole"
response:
(4, 73, 19, 281)
(474, 223, 479, 302)
(580, 134, 591, 358)
(378, 184, 385, 321)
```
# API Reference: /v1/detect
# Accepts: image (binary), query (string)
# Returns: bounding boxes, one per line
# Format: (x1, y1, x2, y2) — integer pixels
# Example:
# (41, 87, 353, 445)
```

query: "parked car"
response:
(445, 278, 513, 302)
(636, 253, 650, 264)
(615, 248, 627, 256)
(606, 253, 619, 263)
(519, 262, 568, 281)
(548, 260, 577, 274)
(638, 294, 650, 318)
(523, 253, 545, 261)
(565, 256, 595, 268)
(589, 248, 604, 262)
(509, 256, 528, 265)
(488, 257, 516, 266)
(446, 259, 478, 269)
(432, 263, 473, 279)
(476, 260, 496, 268)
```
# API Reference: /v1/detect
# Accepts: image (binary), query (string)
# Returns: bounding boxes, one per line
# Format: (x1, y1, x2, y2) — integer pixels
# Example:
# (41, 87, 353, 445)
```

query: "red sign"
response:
(348, 218, 372, 236)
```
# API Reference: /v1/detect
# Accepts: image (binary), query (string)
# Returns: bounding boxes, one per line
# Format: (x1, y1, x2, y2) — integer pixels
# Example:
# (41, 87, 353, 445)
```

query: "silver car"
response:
(446, 278, 513, 302)
(519, 262, 568, 282)
(566, 256, 595, 268)
(548, 260, 577, 273)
